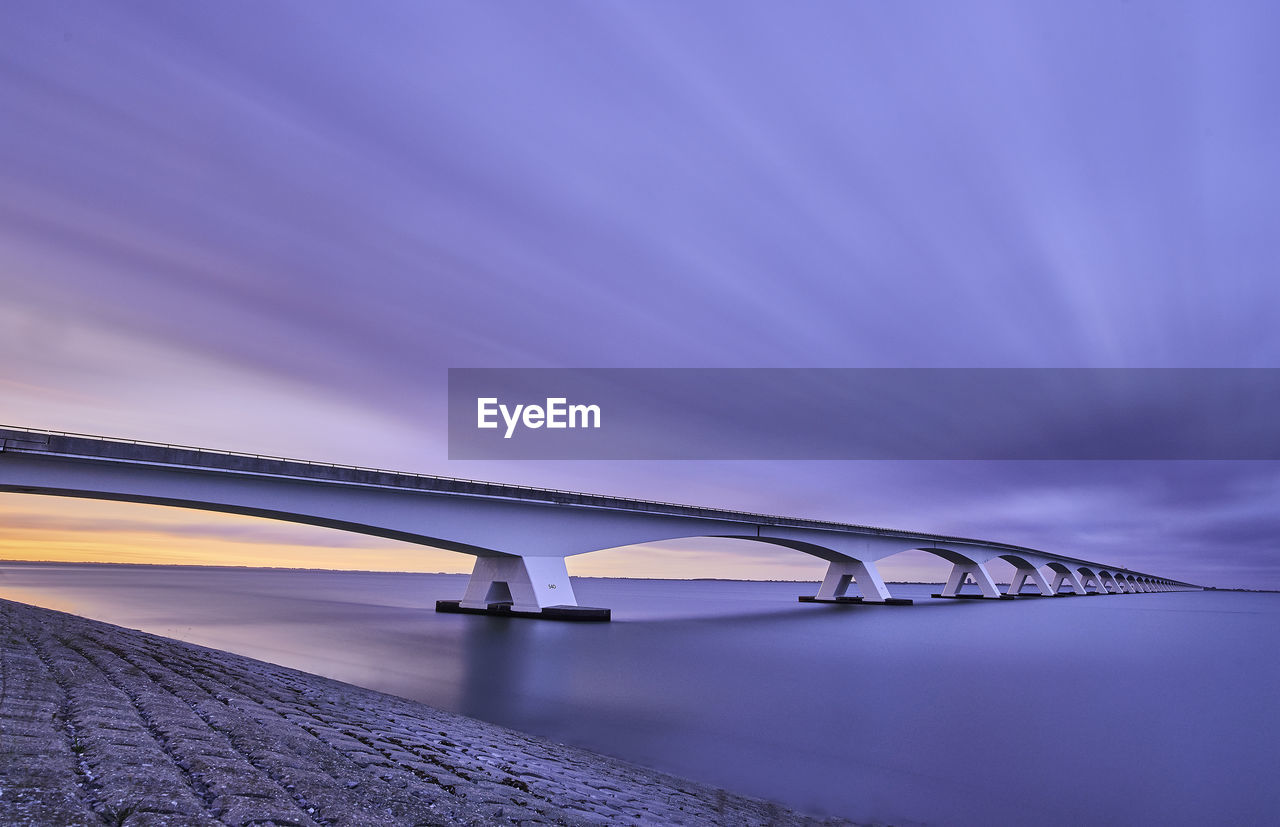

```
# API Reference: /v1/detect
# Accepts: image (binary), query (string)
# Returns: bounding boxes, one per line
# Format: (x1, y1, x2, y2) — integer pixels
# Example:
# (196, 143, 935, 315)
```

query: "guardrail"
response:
(0, 424, 893, 529)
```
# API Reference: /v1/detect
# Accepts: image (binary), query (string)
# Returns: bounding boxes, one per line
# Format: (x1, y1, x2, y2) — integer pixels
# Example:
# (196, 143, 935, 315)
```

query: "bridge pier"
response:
(802, 559, 912, 605)
(1006, 565, 1055, 597)
(437, 556, 610, 621)
(1049, 568, 1089, 595)
(1079, 571, 1107, 594)
(935, 561, 1008, 599)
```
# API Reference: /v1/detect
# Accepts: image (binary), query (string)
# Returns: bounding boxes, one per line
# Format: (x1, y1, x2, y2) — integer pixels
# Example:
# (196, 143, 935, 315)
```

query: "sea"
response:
(1, 562, 1275, 826)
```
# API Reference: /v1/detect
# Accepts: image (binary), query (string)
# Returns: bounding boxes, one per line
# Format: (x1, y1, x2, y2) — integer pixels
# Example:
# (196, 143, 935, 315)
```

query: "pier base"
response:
(1006, 565, 1056, 597)
(799, 595, 914, 606)
(436, 600, 610, 621)
(812, 558, 898, 603)
(1049, 567, 1090, 595)
(457, 555, 580, 613)
(938, 560, 1004, 599)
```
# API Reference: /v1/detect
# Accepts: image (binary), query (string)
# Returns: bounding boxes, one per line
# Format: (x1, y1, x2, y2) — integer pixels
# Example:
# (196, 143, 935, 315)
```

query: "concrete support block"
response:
(1007, 565, 1054, 596)
(1049, 568, 1088, 595)
(459, 555, 578, 611)
(1079, 571, 1107, 594)
(940, 560, 1002, 598)
(814, 559, 895, 602)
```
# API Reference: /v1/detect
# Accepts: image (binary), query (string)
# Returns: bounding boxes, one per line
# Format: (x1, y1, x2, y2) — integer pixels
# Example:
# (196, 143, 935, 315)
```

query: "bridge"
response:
(0, 426, 1198, 620)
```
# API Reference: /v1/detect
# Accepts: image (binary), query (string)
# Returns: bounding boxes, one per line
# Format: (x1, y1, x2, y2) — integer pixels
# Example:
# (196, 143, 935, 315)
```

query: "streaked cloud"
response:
(1, 1, 1278, 587)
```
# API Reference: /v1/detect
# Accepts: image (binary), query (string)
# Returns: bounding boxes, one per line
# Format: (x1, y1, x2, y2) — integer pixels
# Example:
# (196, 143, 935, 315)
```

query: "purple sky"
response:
(2, 1, 1278, 587)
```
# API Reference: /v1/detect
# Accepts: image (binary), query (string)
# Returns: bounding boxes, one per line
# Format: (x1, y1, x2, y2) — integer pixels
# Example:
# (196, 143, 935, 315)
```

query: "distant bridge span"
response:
(0, 427, 1198, 620)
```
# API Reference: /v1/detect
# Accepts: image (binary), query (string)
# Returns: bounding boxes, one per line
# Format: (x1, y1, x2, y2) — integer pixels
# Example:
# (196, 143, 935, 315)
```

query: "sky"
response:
(1, 1, 1278, 588)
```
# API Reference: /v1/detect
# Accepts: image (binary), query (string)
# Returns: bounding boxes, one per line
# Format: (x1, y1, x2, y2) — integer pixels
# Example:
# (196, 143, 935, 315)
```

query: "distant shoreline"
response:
(12, 559, 1267, 591)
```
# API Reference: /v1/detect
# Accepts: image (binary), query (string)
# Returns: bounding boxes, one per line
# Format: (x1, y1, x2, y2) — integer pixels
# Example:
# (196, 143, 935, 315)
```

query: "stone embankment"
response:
(0, 599, 852, 826)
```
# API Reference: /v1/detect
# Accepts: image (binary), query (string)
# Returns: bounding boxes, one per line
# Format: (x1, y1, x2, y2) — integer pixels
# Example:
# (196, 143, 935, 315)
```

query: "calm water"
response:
(1, 562, 1276, 826)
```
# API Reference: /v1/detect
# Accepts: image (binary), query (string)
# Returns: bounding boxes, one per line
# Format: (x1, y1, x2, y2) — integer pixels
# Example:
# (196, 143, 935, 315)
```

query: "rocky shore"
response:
(0, 598, 851, 826)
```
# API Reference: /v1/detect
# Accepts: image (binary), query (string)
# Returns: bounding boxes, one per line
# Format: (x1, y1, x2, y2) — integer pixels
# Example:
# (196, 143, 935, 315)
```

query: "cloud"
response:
(1, 2, 1279, 587)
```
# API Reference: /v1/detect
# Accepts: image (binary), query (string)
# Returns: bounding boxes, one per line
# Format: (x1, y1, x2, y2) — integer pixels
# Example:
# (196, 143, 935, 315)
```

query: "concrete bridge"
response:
(0, 427, 1198, 620)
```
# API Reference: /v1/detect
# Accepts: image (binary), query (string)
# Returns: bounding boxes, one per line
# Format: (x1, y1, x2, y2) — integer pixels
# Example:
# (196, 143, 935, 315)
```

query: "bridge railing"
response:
(0, 424, 831, 524)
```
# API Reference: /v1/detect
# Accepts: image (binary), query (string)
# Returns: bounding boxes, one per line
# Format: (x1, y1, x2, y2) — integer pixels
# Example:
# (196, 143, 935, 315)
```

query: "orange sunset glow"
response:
(0, 494, 961, 582)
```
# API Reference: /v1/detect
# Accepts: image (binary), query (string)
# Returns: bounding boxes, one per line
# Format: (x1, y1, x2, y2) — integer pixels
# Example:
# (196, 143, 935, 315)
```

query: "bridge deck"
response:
(0, 425, 1190, 586)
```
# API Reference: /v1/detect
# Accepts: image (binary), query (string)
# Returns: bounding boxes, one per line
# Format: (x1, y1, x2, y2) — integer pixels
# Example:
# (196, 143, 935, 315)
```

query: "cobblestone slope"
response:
(0, 599, 852, 826)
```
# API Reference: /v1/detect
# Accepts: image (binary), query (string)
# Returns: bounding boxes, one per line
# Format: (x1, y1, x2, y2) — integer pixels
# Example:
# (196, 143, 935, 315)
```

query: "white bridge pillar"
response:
(815, 559, 893, 602)
(459, 555, 578, 612)
(1006, 565, 1054, 596)
(1049, 568, 1088, 595)
(1079, 571, 1107, 594)
(940, 561, 1002, 598)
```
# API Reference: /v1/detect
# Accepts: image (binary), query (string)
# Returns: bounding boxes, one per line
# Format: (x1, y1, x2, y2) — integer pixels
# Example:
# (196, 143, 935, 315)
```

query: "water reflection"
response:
(459, 616, 543, 723)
